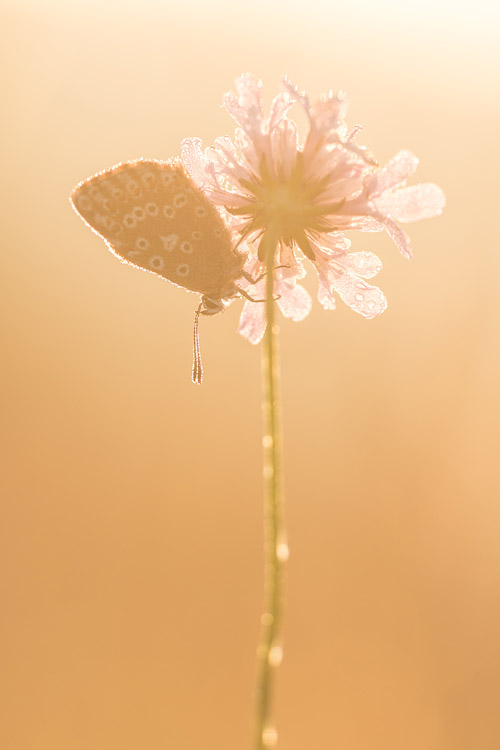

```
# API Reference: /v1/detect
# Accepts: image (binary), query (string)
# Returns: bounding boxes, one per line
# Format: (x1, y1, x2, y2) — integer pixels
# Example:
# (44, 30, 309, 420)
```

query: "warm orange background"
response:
(2, 1, 500, 749)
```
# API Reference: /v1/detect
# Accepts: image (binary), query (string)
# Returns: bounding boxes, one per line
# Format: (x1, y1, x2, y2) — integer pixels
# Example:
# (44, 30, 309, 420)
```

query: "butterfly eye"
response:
(123, 214, 137, 229)
(102, 216, 120, 233)
(176, 264, 190, 277)
(133, 206, 146, 221)
(145, 202, 159, 216)
(173, 193, 187, 208)
(140, 172, 156, 188)
(161, 172, 175, 187)
(161, 233, 179, 252)
(163, 205, 175, 219)
(126, 180, 140, 196)
(181, 241, 194, 255)
(135, 237, 150, 251)
(149, 255, 165, 271)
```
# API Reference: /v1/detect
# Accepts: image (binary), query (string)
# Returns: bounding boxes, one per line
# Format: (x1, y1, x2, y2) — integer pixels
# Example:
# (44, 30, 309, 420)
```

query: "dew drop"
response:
(276, 542, 289, 562)
(263, 465, 274, 480)
(262, 726, 278, 747)
(268, 645, 283, 667)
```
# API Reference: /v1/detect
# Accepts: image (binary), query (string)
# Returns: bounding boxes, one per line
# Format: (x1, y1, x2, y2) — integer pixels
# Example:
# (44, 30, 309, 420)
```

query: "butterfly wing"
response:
(70, 159, 244, 298)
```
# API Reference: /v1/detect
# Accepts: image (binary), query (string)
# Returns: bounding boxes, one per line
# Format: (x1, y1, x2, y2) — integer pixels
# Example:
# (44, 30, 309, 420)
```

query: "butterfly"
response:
(70, 158, 256, 384)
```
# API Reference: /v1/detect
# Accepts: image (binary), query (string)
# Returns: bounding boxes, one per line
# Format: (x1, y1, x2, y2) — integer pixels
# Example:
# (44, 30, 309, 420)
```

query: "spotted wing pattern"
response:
(70, 159, 245, 298)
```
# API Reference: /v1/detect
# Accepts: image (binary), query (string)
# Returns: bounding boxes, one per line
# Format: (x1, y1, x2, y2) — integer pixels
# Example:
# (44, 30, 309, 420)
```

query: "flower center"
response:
(229, 155, 343, 259)
(259, 178, 310, 233)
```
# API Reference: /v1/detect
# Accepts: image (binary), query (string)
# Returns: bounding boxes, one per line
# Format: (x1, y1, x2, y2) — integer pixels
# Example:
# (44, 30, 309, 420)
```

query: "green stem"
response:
(255, 230, 287, 750)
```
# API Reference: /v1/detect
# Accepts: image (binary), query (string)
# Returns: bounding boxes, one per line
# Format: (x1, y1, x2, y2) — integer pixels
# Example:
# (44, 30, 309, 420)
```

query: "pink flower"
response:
(181, 74, 445, 343)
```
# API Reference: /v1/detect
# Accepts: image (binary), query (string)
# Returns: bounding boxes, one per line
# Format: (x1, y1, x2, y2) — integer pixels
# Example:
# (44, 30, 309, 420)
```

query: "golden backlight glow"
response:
(2, 1, 500, 750)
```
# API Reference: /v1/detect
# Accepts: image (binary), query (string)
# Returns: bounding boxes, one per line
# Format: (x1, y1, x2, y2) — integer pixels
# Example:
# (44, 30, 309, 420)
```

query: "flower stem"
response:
(255, 231, 287, 750)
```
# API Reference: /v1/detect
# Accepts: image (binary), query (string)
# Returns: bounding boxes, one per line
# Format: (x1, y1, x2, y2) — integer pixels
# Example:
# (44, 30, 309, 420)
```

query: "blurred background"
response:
(2, 1, 500, 748)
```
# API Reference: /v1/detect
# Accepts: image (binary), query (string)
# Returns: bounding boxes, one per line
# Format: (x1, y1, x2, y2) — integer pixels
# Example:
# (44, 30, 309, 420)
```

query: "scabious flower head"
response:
(181, 74, 445, 343)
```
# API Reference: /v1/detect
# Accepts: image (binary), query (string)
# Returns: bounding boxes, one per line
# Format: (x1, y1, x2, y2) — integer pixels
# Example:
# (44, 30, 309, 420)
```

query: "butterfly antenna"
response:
(192, 304, 203, 385)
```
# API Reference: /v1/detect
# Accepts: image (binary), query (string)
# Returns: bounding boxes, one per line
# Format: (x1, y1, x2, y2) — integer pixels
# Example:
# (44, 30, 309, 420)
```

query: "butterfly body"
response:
(70, 159, 246, 309)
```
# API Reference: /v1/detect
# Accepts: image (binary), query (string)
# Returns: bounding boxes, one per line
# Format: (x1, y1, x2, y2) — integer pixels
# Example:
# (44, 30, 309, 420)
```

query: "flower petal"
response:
(271, 118, 299, 180)
(223, 73, 264, 139)
(282, 77, 311, 116)
(208, 136, 252, 191)
(237, 298, 266, 344)
(366, 150, 419, 197)
(276, 279, 312, 321)
(373, 183, 446, 222)
(317, 232, 351, 253)
(318, 275, 337, 310)
(181, 137, 246, 209)
(310, 93, 349, 138)
(341, 251, 383, 279)
(332, 275, 387, 318)
(377, 214, 413, 259)
(180, 137, 216, 190)
(311, 243, 384, 312)
(269, 90, 295, 134)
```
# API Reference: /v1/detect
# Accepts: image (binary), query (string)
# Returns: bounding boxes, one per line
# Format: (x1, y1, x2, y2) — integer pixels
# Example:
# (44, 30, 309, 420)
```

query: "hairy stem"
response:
(254, 230, 287, 750)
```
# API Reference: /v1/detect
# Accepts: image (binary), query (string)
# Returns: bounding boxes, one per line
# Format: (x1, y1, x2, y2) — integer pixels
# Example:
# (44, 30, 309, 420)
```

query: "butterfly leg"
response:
(236, 287, 281, 304)
(241, 264, 291, 285)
